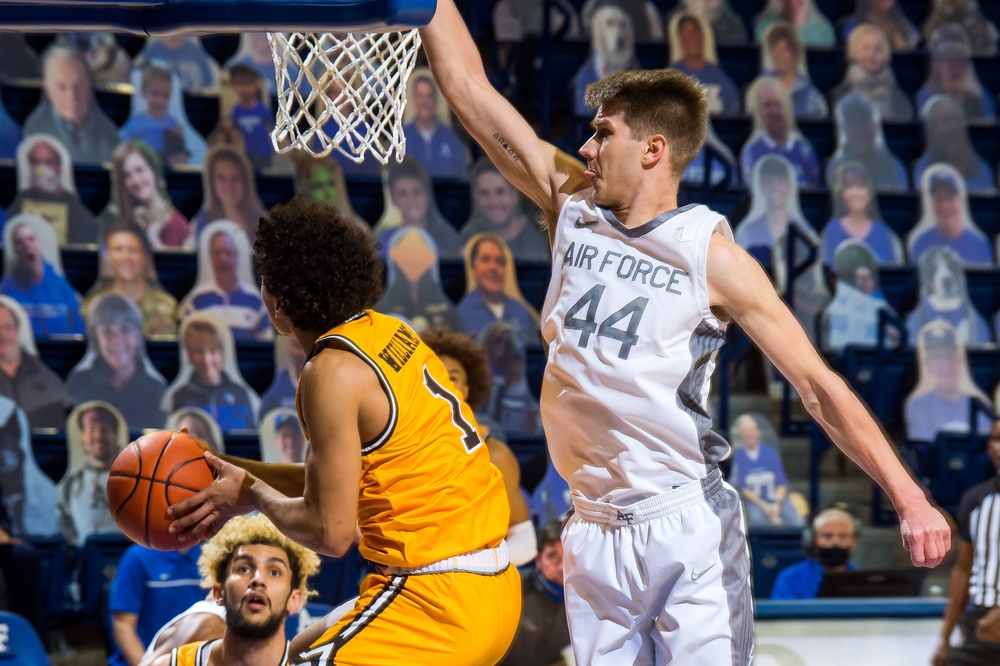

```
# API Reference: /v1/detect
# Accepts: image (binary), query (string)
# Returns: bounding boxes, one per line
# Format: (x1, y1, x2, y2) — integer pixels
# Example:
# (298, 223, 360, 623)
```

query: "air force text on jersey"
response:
(562, 241, 689, 295)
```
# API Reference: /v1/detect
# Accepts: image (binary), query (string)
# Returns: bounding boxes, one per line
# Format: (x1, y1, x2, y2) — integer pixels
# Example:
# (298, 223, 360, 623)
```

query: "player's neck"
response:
(213, 633, 288, 666)
(607, 181, 678, 228)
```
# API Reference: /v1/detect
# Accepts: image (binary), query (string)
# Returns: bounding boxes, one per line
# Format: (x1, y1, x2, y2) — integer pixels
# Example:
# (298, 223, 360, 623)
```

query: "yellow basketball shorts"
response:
(298, 565, 521, 665)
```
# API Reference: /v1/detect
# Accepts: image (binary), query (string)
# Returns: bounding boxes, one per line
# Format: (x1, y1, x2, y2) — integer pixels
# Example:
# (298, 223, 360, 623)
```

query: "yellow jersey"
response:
(170, 640, 291, 666)
(298, 311, 510, 568)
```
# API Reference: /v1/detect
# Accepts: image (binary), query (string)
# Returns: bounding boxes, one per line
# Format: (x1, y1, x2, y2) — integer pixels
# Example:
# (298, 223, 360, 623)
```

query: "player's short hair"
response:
(537, 520, 562, 552)
(420, 328, 493, 411)
(141, 63, 173, 91)
(254, 195, 383, 332)
(198, 513, 320, 596)
(583, 68, 707, 178)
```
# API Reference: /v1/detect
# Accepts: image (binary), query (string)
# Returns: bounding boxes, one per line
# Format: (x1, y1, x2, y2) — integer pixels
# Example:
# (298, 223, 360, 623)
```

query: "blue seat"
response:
(0, 611, 51, 665)
(311, 546, 366, 609)
(747, 527, 805, 600)
(926, 431, 995, 519)
(25, 534, 73, 623)
(78, 533, 132, 622)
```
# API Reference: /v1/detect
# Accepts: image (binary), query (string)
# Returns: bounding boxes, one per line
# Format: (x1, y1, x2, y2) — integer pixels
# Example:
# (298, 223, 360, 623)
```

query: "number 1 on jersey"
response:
(564, 285, 649, 360)
(423, 366, 483, 452)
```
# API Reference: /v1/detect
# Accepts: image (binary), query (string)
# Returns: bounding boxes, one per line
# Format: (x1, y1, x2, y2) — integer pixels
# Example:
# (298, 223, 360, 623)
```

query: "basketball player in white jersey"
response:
(420, 1, 951, 662)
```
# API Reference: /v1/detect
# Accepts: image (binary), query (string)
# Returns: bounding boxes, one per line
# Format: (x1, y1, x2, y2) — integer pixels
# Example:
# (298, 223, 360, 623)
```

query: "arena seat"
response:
(923, 429, 995, 520)
(78, 533, 132, 622)
(747, 526, 805, 599)
(311, 546, 366, 608)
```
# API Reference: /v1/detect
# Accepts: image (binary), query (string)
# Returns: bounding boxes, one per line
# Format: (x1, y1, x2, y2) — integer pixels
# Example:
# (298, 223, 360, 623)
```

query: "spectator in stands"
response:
(375, 156, 462, 259)
(0, 396, 58, 536)
(493, 0, 581, 42)
(293, 154, 369, 231)
(54, 32, 131, 86)
(0, 34, 40, 79)
(461, 158, 549, 261)
(109, 543, 206, 666)
(841, 0, 921, 52)
(832, 24, 915, 123)
(755, 21, 827, 119)
(735, 154, 815, 269)
(822, 161, 902, 266)
(136, 37, 219, 91)
(0, 295, 65, 429)
(376, 227, 463, 333)
(581, 0, 663, 42)
(915, 95, 995, 193)
(918, 25, 995, 122)
(259, 335, 306, 417)
(0, 214, 86, 337)
(906, 246, 992, 346)
(259, 410, 305, 464)
(923, 0, 999, 57)
(7, 133, 99, 246)
(458, 233, 540, 344)
(822, 241, 896, 350)
(499, 520, 569, 665)
(669, 12, 740, 116)
(573, 5, 639, 118)
(905, 322, 992, 442)
(24, 44, 119, 164)
(728, 413, 803, 527)
(166, 407, 223, 453)
(191, 146, 267, 241)
(57, 401, 126, 546)
(120, 63, 195, 168)
(740, 76, 821, 188)
(753, 0, 836, 47)
(481, 320, 541, 436)
(225, 32, 277, 96)
(825, 92, 910, 192)
(163, 313, 259, 432)
(682, 115, 739, 188)
(403, 70, 470, 181)
(933, 419, 1000, 665)
(227, 64, 273, 171)
(908, 163, 994, 265)
(66, 293, 168, 428)
(179, 220, 272, 342)
(83, 222, 178, 338)
(99, 140, 193, 250)
(771, 505, 861, 599)
(0, 91, 21, 161)
(667, 0, 748, 45)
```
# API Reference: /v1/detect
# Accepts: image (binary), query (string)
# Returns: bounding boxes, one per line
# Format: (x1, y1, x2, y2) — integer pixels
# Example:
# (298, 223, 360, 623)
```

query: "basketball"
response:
(107, 430, 216, 551)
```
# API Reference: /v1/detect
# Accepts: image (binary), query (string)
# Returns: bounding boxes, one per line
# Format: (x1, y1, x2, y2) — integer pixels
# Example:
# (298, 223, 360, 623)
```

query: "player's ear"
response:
(286, 588, 304, 615)
(642, 134, 668, 168)
(212, 583, 225, 605)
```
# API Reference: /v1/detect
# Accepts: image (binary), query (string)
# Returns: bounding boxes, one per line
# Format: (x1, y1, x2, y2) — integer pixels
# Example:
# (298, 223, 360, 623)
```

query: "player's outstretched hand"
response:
(167, 451, 255, 543)
(898, 499, 951, 568)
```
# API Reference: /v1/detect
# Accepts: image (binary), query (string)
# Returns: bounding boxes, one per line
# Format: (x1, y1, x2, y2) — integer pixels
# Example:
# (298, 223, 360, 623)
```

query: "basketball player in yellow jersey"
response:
(166, 195, 520, 665)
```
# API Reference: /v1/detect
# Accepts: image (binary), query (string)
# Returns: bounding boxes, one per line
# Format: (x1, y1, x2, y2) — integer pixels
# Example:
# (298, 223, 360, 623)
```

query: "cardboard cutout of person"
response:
(460, 158, 549, 261)
(120, 62, 208, 169)
(376, 227, 463, 334)
(191, 146, 267, 241)
(915, 95, 995, 193)
(841, 0, 921, 52)
(0, 295, 66, 429)
(65, 293, 168, 429)
(667, 0, 749, 45)
(135, 36, 219, 92)
(822, 161, 902, 265)
(0, 214, 86, 338)
(754, 0, 836, 47)
(259, 335, 306, 417)
(831, 24, 915, 123)
(825, 92, 909, 192)
(573, 5, 640, 117)
(54, 32, 131, 86)
(57, 400, 127, 546)
(221, 64, 275, 173)
(178, 220, 272, 343)
(0, 395, 58, 536)
(669, 12, 740, 116)
(24, 44, 120, 164)
(402, 68, 471, 181)
(83, 222, 179, 338)
(224, 32, 277, 95)
(908, 162, 993, 265)
(98, 140, 194, 250)
(727, 412, 803, 527)
(493, 0, 582, 42)
(162, 311, 260, 432)
(7, 133, 100, 246)
(581, 0, 664, 42)
(754, 20, 827, 119)
(904, 321, 992, 442)
(0, 89, 22, 160)
(259, 408, 307, 464)
(458, 233, 540, 344)
(293, 153, 370, 231)
(917, 24, 994, 122)
(374, 156, 463, 259)
(480, 320, 542, 436)
(906, 245, 992, 346)
(923, 0, 999, 57)
(165, 406, 225, 454)
(822, 240, 896, 351)
(740, 76, 821, 187)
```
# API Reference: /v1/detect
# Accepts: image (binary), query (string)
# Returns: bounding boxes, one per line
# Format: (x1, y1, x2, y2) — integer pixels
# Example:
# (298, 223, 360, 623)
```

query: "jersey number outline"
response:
(564, 284, 649, 360)
(423, 366, 483, 452)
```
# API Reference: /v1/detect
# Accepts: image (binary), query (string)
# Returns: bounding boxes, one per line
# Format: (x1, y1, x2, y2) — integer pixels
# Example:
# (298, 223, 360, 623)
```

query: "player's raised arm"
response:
(707, 233, 951, 568)
(420, 0, 588, 226)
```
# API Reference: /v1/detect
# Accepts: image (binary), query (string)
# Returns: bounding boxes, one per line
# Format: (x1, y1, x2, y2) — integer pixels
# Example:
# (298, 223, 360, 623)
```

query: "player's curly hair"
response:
(198, 513, 320, 597)
(254, 195, 383, 332)
(420, 328, 493, 411)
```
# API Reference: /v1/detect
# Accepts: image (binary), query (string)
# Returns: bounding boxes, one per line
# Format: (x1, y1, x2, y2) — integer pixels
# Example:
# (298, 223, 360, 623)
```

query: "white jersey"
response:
(540, 191, 733, 505)
(141, 599, 225, 661)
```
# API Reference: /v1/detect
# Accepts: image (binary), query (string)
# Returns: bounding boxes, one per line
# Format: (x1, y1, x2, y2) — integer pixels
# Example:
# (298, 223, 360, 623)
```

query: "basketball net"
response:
(268, 30, 422, 164)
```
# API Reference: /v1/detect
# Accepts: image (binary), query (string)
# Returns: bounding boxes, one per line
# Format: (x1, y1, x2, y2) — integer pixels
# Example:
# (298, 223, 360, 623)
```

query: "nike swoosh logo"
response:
(574, 216, 595, 229)
(691, 563, 716, 581)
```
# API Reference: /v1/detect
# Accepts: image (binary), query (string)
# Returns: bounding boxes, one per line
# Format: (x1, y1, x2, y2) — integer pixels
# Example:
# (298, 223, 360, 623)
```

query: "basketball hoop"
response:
(268, 30, 422, 165)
